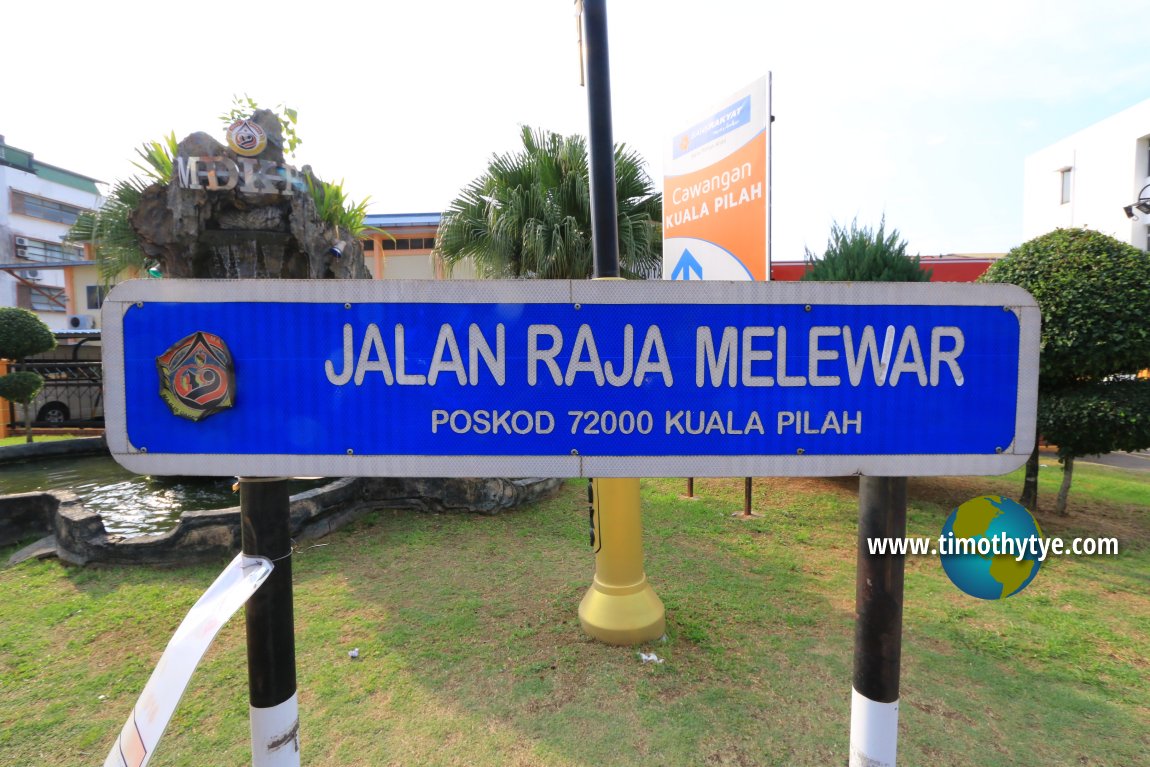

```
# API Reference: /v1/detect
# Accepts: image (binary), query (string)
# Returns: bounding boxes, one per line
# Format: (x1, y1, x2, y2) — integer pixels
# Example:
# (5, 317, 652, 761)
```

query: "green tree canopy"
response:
(0, 307, 56, 361)
(0, 307, 56, 443)
(435, 126, 662, 279)
(1039, 380, 1150, 457)
(802, 218, 929, 282)
(981, 228, 1150, 386)
(980, 228, 1150, 513)
(0, 371, 45, 406)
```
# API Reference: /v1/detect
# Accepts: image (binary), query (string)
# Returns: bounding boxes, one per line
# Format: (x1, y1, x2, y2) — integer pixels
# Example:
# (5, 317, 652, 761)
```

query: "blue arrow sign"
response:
(102, 280, 1039, 479)
(671, 249, 703, 280)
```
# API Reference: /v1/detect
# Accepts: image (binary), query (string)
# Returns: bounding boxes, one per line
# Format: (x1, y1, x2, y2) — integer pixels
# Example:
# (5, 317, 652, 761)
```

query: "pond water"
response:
(0, 454, 326, 538)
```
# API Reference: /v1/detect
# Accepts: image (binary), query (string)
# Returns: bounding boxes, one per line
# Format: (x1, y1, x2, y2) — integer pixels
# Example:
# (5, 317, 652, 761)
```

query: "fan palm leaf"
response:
(437, 125, 661, 279)
(66, 177, 152, 283)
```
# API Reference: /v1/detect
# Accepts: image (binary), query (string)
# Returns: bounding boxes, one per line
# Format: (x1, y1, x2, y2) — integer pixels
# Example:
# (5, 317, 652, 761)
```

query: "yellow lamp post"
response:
(579, 478, 665, 645)
(576, 0, 665, 646)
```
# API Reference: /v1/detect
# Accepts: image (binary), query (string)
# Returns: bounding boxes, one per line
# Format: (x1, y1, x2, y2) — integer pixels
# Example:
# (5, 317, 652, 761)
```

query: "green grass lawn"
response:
(1, 461, 1147, 766)
(0, 435, 84, 448)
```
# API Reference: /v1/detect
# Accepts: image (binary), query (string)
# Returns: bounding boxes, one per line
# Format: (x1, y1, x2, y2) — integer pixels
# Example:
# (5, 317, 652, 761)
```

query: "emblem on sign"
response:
(225, 118, 267, 157)
(156, 332, 236, 421)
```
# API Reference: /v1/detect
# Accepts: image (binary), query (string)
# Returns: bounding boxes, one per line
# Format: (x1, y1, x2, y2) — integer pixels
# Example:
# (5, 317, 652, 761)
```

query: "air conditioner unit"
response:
(15, 237, 29, 247)
(15, 248, 27, 258)
(17, 268, 40, 280)
(67, 314, 95, 330)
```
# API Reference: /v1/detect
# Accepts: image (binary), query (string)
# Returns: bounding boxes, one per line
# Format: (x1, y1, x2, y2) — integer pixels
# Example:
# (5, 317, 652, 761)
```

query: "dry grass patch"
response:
(2, 466, 1147, 766)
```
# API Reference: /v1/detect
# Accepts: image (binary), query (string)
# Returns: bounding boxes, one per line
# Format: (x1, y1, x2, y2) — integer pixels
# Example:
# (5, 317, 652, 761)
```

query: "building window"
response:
(16, 284, 67, 312)
(86, 285, 109, 310)
(10, 191, 86, 225)
(1059, 168, 1072, 205)
(362, 238, 374, 251)
(380, 236, 435, 252)
(13, 235, 84, 264)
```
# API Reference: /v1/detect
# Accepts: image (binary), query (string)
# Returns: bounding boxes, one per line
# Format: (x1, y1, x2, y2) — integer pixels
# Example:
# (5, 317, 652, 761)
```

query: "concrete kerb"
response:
(2, 439, 563, 566)
(0, 436, 108, 465)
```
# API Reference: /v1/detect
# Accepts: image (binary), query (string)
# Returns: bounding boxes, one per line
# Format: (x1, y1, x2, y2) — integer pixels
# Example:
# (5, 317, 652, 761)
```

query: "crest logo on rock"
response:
(226, 118, 267, 157)
(156, 332, 236, 421)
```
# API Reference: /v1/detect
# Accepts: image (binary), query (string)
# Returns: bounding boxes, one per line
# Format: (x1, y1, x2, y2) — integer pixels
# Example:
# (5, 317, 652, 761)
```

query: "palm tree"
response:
(67, 177, 151, 283)
(67, 133, 178, 283)
(436, 126, 662, 279)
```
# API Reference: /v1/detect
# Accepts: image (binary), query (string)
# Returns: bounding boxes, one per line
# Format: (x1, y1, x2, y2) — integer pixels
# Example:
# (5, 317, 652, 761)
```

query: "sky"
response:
(3, 0, 1149, 261)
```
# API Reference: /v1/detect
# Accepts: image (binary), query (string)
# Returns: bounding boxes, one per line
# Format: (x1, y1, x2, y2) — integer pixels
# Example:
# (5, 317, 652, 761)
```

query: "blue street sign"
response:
(102, 280, 1038, 478)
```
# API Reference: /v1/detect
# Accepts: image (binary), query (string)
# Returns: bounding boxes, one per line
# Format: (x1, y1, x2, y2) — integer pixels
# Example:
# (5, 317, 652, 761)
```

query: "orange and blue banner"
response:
(664, 76, 770, 281)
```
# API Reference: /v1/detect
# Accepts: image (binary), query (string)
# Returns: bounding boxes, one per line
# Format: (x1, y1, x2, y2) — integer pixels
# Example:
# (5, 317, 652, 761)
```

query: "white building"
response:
(0, 135, 102, 331)
(1023, 98, 1150, 251)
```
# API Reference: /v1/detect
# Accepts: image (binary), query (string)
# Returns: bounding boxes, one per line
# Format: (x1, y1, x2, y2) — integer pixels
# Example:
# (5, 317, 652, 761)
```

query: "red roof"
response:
(770, 259, 995, 283)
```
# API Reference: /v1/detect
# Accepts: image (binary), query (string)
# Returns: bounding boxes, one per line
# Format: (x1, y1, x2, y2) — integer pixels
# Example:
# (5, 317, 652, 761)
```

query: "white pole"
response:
(250, 692, 300, 767)
(849, 688, 899, 766)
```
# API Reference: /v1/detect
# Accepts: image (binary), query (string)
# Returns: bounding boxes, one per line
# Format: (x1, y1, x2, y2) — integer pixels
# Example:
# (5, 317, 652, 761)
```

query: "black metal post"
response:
(240, 478, 300, 765)
(850, 475, 906, 766)
(582, 0, 620, 278)
(576, 0, 665, 646)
